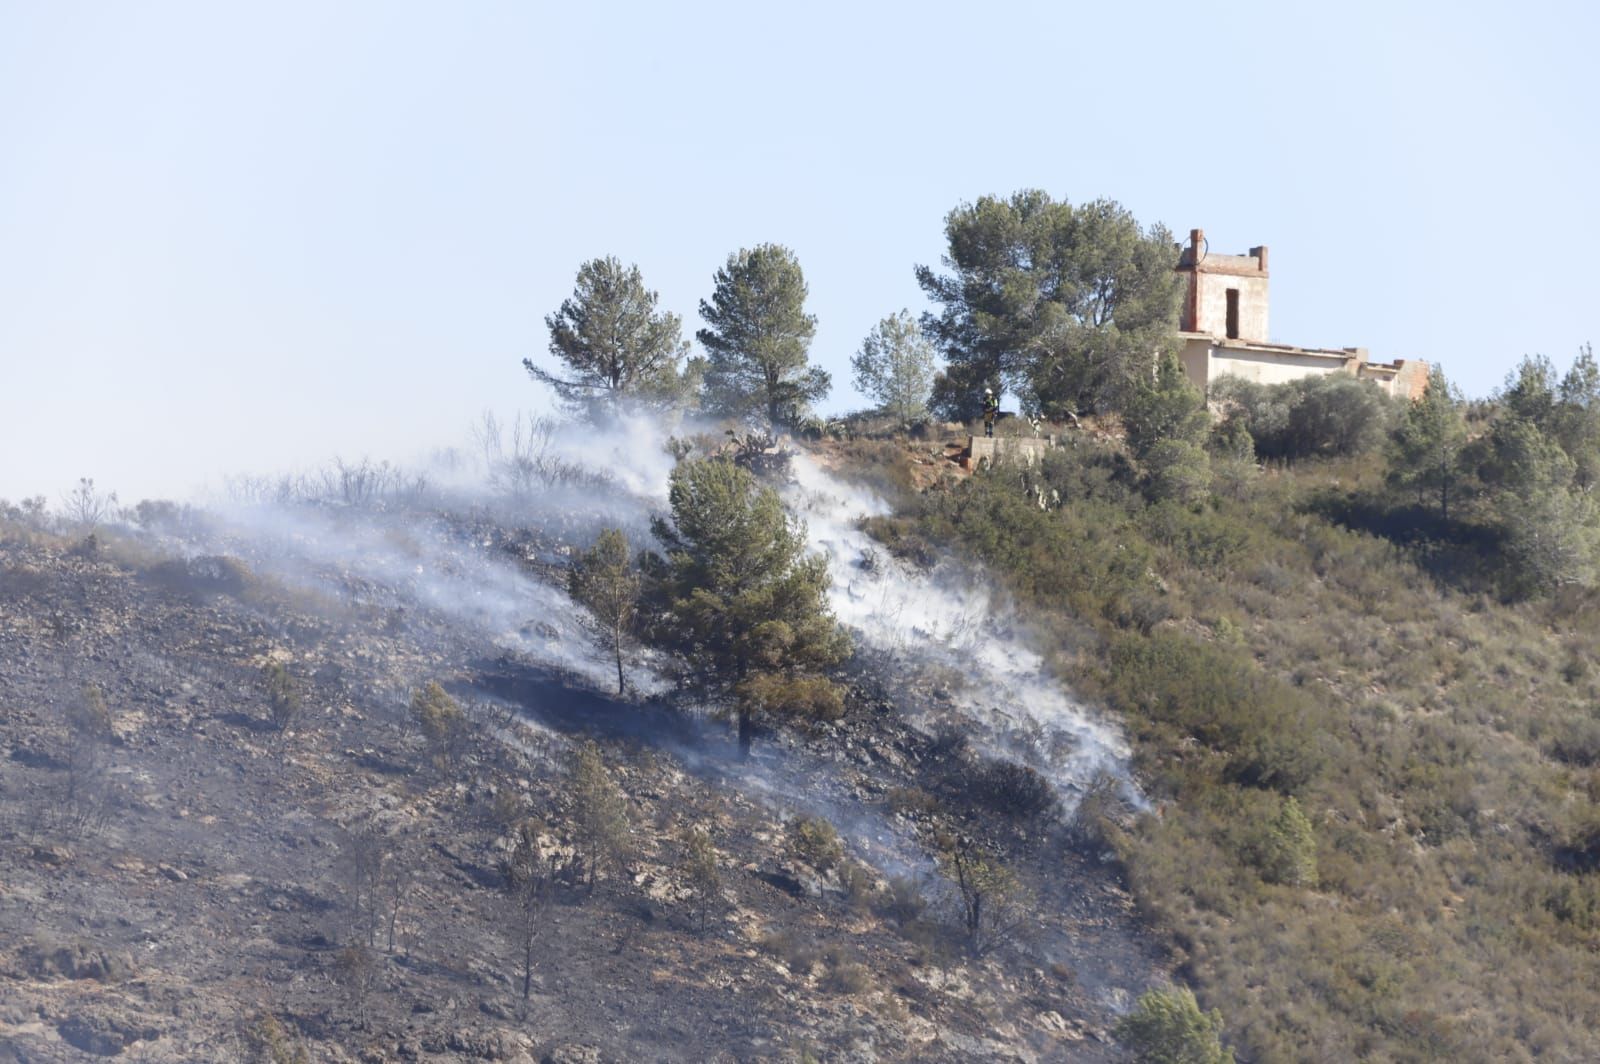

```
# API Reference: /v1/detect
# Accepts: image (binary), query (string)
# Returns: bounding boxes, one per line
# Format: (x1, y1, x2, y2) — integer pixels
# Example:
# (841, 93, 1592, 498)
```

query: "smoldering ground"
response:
(135, 416, 938, 881)
(119, 411, 1147, 867)
(1, 412, 1169, 1060)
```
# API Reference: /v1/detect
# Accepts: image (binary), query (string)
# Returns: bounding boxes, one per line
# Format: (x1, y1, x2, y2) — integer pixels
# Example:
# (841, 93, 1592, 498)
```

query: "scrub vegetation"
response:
(873, 402, 1600, 1060)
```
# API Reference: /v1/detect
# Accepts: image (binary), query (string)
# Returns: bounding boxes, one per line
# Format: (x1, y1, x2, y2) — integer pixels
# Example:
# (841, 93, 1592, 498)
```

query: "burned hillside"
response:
(0, 454, 1166, 1063)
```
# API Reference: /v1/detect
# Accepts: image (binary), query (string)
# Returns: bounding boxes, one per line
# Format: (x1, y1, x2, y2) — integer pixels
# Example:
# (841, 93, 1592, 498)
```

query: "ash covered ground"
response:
(0, 441, 1167, 1062)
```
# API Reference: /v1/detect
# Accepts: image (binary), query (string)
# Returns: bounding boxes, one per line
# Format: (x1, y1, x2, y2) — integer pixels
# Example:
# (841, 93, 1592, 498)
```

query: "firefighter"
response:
(982, 387, 999, 438)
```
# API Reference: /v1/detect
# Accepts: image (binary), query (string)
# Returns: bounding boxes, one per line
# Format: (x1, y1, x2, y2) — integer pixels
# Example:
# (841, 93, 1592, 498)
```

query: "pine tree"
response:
(500, 817, 556, 1006)
(410, 681, 467, 774)
(1125, 354, 1211, 504)
(648, 457, 849, 756)
(568, 742, 629, 891)
(1388, 365, 1467, 519)
(569, 528, 640, 695)
(1500, 354, 1559, 429)
(679, 826, 721, 934)
(697, 245, 827, 424)
(1123, 354, 1209, 458)
(851, 310, 938, 424)
(916, 192, 1181, 420)
(1482, 417, 1600, 595)
(526, 256, 692, 419)
(1555, 343, 1600, 490)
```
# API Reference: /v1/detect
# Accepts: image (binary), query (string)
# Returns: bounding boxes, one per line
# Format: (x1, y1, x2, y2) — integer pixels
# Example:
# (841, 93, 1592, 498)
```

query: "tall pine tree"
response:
(527, 257, 691, 419)
(647, 458, 849, 756)
(1389, 365, 1468, 519)
(697, 245, 828, 424)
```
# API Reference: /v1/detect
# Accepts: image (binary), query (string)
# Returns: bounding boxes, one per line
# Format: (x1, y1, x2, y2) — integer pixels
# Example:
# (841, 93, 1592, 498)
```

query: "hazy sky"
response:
(2, 1, 1596, 501)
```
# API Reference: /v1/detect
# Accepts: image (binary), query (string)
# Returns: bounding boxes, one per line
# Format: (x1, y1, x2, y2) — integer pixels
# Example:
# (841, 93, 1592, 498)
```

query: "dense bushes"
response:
(1213, 374, 1395, 460)
(1105, 634, 1324, 794)
(1314, 355, 1600, 599)
(894, 435, 1600, 1061)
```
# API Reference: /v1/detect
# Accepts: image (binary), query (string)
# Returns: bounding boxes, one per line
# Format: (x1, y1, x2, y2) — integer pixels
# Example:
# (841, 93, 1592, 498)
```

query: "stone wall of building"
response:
(965, 435, 1054, 470)
(1205, 344, 1352, 388)
(1174, 228, 1428, 404)
(1177, 231, 1270, 342)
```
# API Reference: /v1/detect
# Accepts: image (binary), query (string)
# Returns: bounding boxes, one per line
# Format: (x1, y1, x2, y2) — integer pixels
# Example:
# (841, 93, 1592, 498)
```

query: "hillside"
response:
(0, 440, 1163, 1063)
(862, 425, 1600, 1062)
(5, 409, 1599, 1063)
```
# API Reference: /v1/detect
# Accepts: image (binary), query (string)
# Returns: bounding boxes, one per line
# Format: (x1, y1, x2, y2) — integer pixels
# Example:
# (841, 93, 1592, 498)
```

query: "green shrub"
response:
(1251, 796, 1318, 887)
(1114, 986, 1233, 1063)
(1215, 374, 1395, 460)
(821, 946, 872, 995)
(1548, 716, 1600, 767)
(880, 875, 929, 928)
(756, 929, 818, 975)
(1145, 439, 1212, 506)
(261, 662, 302, 732)
(410, 681, 468, 773)
(1105, 633, 1323, 794)
(149, 554, 255, 598)
(1066, 771, 1128, 853)
(244, 1014, 309, 1064)
(785, 815, 844, 872)
(885, 786, 943, 819)
(1546, 877, 1600, 930)
(1140, 501, 1252, 575)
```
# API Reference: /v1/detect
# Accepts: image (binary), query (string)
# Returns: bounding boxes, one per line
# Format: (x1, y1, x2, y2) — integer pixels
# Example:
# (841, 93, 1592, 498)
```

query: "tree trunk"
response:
(738, 708, 754, 760)
(522, 934, 533, 1001)
(614, 639, 625, 696)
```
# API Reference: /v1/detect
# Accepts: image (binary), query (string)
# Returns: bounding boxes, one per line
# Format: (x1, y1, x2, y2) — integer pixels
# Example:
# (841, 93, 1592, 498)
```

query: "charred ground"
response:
(0, 499, 1163, 1063)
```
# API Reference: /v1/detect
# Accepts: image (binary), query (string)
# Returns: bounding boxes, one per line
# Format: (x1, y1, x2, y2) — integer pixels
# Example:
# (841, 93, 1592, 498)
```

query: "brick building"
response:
(1173, 229, 1428, 401)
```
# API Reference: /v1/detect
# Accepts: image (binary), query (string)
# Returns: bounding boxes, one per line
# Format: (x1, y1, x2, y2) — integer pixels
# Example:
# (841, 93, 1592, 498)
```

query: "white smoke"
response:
(176, 490, 666, 695)
(782, 454, 1146, 812)
(394, 417, 1147, 814)
(154, 414, 1140, 871)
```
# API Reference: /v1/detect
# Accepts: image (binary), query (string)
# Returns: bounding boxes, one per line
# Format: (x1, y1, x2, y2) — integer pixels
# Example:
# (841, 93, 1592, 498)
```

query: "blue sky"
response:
(2, 1, 1596, 500)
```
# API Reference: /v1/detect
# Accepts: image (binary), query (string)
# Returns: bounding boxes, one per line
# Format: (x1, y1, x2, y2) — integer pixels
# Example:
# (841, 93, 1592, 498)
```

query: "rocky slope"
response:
(0, 507, 1164, 1062)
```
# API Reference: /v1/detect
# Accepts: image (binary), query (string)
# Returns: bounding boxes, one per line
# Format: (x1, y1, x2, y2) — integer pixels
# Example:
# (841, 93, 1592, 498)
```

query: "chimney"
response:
(1249, 245, 1269, 272)
(1189, 229, 1204, 266)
